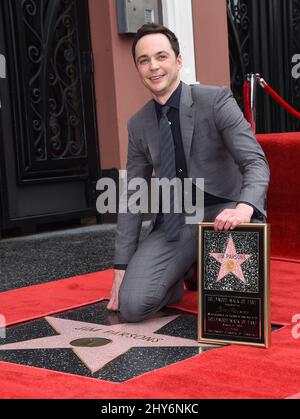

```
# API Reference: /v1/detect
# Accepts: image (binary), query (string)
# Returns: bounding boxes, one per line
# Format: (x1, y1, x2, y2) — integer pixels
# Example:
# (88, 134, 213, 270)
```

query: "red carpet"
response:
(0, 259, 300, 399)
(1, 270, 113, 327)
(0, 323, 299, 399)
(1, 259, 298, 328)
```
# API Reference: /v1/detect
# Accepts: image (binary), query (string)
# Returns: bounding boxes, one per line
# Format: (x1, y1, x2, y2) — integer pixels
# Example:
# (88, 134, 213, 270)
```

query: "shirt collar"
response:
(154, 81, 182, 114)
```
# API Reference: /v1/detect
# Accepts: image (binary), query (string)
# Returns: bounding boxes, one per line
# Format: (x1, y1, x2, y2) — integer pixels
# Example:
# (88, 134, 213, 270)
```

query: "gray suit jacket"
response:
(115, 83, 270, 265)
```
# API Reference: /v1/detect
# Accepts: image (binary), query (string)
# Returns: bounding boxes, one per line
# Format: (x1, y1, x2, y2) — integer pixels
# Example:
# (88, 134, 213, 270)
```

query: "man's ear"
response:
(177, 53, 183, 69)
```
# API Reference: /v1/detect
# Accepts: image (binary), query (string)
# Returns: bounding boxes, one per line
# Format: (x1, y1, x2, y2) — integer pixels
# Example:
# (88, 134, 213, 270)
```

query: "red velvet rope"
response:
(243, 80, 251, 123)
(261, 81, 300, 120)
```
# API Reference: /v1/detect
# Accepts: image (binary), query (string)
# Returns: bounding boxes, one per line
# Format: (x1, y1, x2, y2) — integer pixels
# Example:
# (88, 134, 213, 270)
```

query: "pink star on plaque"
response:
(209, 235, 252, 284)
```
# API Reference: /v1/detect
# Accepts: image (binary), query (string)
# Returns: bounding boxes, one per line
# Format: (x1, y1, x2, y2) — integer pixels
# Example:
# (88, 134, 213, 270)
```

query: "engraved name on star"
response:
(209, 235, 252, 284)
(0, 315, 211, 373)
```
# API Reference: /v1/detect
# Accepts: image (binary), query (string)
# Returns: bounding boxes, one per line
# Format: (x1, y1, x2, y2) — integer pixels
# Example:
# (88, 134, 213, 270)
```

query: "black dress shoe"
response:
(184, 263, 198, 291)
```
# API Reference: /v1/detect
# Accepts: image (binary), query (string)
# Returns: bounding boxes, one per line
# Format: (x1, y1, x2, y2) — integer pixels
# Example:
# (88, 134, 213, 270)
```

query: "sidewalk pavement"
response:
(0, 224, 117, 293)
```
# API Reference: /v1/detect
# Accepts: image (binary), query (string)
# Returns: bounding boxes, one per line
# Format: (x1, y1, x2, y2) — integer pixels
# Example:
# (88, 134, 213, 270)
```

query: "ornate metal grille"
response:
(227, 0, 250, 111)
(3, 0, 92, 182)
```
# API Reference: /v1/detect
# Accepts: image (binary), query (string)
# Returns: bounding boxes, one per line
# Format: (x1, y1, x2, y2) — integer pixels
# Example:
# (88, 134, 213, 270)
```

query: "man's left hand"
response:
(214, 203, 254, 231)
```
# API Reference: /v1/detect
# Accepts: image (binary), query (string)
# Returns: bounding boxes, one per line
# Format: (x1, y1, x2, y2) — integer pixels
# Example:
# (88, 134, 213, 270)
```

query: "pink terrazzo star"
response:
(209, 235, 252, 284)
(0, 315, 212, 373)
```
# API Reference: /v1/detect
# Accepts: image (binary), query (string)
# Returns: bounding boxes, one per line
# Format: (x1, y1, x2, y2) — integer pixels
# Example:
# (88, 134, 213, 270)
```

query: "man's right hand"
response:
(107, 270, 126, 312)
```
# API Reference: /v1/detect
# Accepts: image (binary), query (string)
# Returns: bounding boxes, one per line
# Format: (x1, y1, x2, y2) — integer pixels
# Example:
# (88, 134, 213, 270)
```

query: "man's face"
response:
(135, 33, 182, 100)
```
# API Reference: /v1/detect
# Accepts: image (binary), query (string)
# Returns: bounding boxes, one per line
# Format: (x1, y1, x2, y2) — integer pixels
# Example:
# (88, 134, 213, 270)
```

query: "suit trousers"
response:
(119, 202, 260, 322)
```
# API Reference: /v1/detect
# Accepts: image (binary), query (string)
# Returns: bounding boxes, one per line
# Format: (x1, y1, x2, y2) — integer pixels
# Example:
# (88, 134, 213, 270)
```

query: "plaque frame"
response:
(198, 223, 271, 348)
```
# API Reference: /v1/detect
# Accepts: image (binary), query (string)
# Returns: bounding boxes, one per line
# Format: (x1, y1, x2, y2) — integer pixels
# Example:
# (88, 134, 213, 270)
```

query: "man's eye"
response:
(158, 55, 167, 60)
(139, 59, 149, 65)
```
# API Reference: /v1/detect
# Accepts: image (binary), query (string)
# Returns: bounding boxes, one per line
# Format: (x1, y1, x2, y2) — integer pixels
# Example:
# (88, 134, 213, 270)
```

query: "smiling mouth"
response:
(149, 75, 165, 81)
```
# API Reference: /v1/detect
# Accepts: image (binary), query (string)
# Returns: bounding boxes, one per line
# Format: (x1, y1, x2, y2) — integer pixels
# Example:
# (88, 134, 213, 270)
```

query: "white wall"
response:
(161, 0, 197, 84)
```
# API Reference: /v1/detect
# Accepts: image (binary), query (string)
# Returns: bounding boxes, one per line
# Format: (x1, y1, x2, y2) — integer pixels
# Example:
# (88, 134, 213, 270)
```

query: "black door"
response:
(0, 0, 100, 234)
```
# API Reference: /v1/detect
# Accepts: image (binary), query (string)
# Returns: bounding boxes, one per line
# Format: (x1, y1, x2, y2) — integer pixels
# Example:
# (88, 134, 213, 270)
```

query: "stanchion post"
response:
(246, 73, 259, 135)
(0, 53, 6, 109)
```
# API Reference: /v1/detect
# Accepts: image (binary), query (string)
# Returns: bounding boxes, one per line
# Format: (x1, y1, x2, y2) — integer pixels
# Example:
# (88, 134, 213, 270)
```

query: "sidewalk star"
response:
(0, 315, 211, 373)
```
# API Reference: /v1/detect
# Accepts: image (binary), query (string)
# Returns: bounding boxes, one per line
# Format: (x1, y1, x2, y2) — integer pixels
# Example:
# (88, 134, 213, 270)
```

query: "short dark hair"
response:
(132, 23, 180, 63)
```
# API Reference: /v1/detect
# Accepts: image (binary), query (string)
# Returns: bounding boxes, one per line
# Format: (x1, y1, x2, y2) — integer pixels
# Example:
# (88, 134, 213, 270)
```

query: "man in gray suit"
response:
(107, 24, 269, 322)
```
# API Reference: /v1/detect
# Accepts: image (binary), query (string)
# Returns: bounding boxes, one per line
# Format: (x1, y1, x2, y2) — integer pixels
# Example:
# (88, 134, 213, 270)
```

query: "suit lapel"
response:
(180, 83, 195, 165)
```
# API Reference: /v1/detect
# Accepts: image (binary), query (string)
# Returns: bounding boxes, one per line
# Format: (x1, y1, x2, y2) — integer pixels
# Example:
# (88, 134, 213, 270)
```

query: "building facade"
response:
(0, 0, 299, 234)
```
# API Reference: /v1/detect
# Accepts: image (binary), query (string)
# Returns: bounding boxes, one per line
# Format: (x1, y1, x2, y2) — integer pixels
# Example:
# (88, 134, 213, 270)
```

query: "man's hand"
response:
(107, 270, 126, 311)
(214, 203, 254, 231)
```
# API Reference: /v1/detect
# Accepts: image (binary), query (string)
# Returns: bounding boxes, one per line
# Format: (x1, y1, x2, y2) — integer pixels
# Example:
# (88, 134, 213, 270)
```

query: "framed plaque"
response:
(198, 223, 271, 348)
